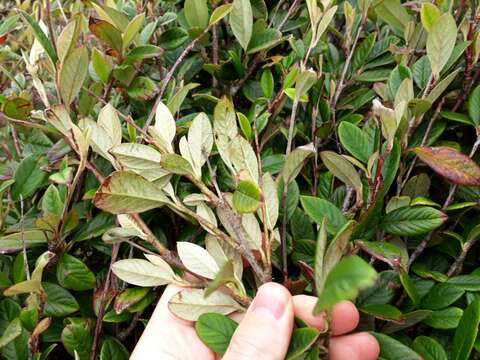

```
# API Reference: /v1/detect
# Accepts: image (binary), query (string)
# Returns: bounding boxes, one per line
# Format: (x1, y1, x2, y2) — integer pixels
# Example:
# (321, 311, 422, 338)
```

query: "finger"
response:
(329, 332, 380, 360)
(223, 282, 294, 360)
(131, 285, 214, 360)
(292, 296, 359, 335)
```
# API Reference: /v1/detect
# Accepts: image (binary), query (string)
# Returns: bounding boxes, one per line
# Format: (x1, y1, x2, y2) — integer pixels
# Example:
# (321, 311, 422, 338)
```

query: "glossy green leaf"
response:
(195, 313, 238, 355)
(426, 13, 457, 77)
(451, 299, 480, 360)
(413, 336, 447, 360)
(230, 0, 253, 50)
(233, 180, 261, 213)
(372, 332, 421, 359)
(381, 206, 447, 236)
(286, 327, 320, 360)
(185, 0, 209, 29)
(338, 122, 373, 163)
(56, 254, 96, 291)
(301, 196, 347, 234)
(314, 255, 377, 312)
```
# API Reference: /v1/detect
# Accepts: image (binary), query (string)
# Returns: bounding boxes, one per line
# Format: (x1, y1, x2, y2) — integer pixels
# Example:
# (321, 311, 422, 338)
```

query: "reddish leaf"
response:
(88, 18, 123, 53)
(413, 147, 480, 186)
(0, 35, 7, 45)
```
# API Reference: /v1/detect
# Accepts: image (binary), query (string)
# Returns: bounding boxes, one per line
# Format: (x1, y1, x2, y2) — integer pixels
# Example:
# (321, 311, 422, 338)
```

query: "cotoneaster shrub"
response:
(1, 0, 480, 358)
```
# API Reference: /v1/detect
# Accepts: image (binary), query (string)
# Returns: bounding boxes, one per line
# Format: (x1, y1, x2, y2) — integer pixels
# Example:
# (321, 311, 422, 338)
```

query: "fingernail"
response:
(251, 283, 287, 320)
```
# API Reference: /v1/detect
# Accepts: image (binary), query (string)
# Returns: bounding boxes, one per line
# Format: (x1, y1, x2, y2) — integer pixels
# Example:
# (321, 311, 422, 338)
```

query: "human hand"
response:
(131, 282, 380, 360)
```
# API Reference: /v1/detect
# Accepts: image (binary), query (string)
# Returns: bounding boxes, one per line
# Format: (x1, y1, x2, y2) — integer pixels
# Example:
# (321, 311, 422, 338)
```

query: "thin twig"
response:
(230, 0, 301, 96)
(399, 99, 445, 194)
(143, 28, 209, 130)
(20, 194, 30, 281)
(330, 15, 367, 148)
(90, 244, 119, 360)
(280, 96, 300, 280)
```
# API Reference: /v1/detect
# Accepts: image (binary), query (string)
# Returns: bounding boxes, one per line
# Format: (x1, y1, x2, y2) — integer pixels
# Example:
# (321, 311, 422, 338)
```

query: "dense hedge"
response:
(1, 0, 480, 358)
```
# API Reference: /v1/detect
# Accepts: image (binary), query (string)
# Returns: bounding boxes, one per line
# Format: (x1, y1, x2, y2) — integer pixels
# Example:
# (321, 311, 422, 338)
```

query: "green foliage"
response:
(1, 0, 480, 358)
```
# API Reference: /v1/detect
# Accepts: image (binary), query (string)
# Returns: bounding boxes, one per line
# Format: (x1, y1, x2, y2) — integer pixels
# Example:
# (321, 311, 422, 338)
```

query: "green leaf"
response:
(286, 327, 320, 360)
(99, 338, 129, 360)
(301, 196, 347, 234)
(352, 33, 376, 72)
(420, 4, 440, 32)
(93, 171, 170, 214)
(372, 332, 421, 360)
(422, 307, 463, 329)
(426, 69, 460, 104)
(468, 85, 480, 126)
(237, 112, 252, 140)
(2, 97, 32, 120)
(0, 318, 22, 348)
(56, 254, 96, 291)
(61, 318, 93, 360)
(209, 4, 233, 26)
(92, 47, 112, 84)
(125, 45, 162, 62)
(42, 184, 64, 217)
(230, 0, 253, 50)
(360, 304, 403, 321)
(421, 283, 464, 310)
(314, 218, 328, 297)
(413, 336, 447, 360)
(158, 27, 189, 50)
(282, 143, 315, 184)
(381, 206, 447, 236)
(43, 282, 79, 317)
(127, 76, 157, 100)
(233, 180, 261, 213)
(59, 46, 89, 106)
(399, 270, 420, 307)
(295, 69, 317, 99)
(11, 155, 48, 201)
(0, 231, 48, 253)
(356, 240, 403, 269)
(451, 299, 480, 360)
(320, 151, 363, 203)
(246, 27, 282, 54)
(314, 255, 377, 312)
(161, 154, 195, 176)
(448, 275, 480, 291)
(260, 68, 274, 98)
(185, 0, 209, 29)
(122, 13, 145, 51)
(18, 10, 57, 63)
(57, 17, 81, 63)
(426, 13, 457, 77)
(195, 313, 238, 355)
(0, 15, 19, 36)
(338, 122, 373, 163)
(322, 221, 357, 282)
(114, 287, 150, 314)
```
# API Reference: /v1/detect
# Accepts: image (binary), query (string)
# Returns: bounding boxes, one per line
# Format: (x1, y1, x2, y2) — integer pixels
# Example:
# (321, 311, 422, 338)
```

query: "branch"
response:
(330, 15, 367, 128)
(143, 29, 209, 130)
(230, 0, 301, 96)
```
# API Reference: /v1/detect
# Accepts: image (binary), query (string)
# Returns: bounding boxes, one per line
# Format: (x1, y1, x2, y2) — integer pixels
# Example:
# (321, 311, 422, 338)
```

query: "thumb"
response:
(223, 282, 294, 360)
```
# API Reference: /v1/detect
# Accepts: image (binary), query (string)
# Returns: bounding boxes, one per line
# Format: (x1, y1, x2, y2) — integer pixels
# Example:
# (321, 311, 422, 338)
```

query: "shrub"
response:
(1, 0, 480, 358)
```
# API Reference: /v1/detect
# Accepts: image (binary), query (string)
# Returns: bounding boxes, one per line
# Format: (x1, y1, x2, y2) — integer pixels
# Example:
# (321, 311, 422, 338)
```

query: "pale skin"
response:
(131, 282, 380, 360)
